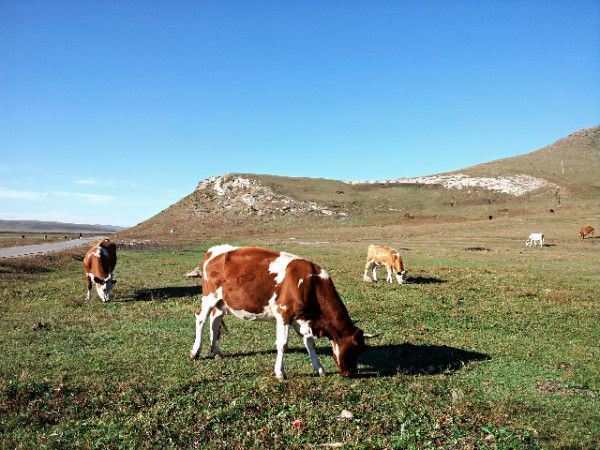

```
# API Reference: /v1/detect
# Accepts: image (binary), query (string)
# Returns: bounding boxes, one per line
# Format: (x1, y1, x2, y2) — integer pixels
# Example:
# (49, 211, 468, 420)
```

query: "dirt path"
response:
(0, 236, 106, 259)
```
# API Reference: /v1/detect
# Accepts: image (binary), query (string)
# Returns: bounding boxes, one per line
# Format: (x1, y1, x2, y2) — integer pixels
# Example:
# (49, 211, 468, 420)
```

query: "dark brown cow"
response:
(83, 239, 117, 302)
(579, 225, 595, 239)
(190, 245, 365, 380)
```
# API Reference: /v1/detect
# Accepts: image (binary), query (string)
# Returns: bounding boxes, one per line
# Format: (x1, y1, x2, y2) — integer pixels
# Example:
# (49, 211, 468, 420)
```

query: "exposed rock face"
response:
(196, 174, 345, 217)
(343, 173, 555, 196)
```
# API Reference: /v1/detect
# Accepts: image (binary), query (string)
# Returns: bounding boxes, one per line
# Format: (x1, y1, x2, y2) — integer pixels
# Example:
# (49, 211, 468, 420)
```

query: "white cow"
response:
(525, 232, 544, 247)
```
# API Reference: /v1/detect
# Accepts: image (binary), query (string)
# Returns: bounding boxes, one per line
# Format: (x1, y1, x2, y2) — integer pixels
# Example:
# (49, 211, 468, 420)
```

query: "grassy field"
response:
(1, 216, 599, 449)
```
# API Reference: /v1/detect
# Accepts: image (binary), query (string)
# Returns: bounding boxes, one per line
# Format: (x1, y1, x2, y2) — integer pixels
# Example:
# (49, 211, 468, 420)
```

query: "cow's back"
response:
(84, 239, 117, 276)
(202, 246, 280, 313)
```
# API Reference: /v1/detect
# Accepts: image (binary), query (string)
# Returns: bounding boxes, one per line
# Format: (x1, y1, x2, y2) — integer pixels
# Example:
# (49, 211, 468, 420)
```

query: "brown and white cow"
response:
(579, 225, 595, 239)
(363, 245, 406, 284)
(189, 245, 365, 380)
(83, 239, 117, 302)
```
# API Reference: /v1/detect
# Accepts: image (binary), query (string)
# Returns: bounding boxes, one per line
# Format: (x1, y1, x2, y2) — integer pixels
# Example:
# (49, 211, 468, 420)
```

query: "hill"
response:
(126, 125, 599, 241)
(0, 219, 125, 234)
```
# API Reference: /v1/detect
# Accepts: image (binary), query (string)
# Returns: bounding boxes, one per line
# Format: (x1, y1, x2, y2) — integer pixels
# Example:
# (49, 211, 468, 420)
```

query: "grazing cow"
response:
(579, 225, 595, 239)
(83, 239, 117, 302)
(363, 245, 406, 284)
(190, 245, 365, 380)
(525, 232, 544, 248)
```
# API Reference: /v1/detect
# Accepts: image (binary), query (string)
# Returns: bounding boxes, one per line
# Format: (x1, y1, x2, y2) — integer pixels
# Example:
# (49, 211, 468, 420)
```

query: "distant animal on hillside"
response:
(525, 232, 544, 248)
(579, 225, 595, 239)
(190, 245, 366, 380)
(84, 239, 117, 302)
(363, 245, 406, 284)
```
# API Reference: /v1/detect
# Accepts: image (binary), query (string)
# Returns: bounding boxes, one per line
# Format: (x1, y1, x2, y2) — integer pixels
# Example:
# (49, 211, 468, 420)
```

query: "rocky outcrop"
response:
(195, 174, 346, 217)
(343, 173, 555, 196)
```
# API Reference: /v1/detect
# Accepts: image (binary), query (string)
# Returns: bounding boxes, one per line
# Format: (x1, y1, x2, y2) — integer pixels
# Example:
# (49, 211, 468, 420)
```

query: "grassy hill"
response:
(459, 125, 600, 197)
(126, 126, 599, 241)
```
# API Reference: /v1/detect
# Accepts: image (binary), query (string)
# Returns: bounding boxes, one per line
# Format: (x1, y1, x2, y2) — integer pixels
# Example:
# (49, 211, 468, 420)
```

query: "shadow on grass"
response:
(130, 285, 202, 302)
(408, 276, 447, 284)
(358, 343, 490, 377)
(209, 342, 489, 377)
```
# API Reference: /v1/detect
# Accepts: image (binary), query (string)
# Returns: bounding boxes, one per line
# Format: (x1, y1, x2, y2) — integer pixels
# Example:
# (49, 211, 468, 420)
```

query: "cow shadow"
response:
(407, 276, 447, 284)
(215, 342, 489, 377)
(357, 343, 490, 377)
(131, 285, 202, 302)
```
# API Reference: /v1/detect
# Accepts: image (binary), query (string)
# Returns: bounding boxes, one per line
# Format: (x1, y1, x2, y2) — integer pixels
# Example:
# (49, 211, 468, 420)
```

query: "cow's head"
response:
(332, 328, 365, 377)
(94, 275, 117, 302)
(525, 239, 532, 247)
(392, 254, 406, 284)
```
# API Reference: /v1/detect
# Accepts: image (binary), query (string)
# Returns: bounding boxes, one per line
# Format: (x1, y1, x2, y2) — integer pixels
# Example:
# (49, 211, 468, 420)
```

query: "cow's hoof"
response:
(213, 353, 224, 360)
(189, 351, 199, 360)
(318, 370, 326, 377)
(275, 374, 287, 382)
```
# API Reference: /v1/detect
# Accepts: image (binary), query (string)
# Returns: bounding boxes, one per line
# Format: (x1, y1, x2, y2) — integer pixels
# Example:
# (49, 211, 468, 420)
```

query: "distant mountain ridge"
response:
(0, 220, 125, 233)
(126, 125, 599, 240)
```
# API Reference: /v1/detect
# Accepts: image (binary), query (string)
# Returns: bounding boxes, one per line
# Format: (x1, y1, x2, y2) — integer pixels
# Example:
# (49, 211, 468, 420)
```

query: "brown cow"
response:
(579, 225, 595, 239)
(363, 245, 406, 284)
(83, 239, 117, 302)
(189, 245, 365, 380)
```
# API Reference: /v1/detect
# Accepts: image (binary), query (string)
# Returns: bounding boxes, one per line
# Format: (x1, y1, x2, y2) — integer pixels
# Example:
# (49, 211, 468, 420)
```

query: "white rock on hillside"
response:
(343, 173, 554, 196)
(196, 174, 346, 216)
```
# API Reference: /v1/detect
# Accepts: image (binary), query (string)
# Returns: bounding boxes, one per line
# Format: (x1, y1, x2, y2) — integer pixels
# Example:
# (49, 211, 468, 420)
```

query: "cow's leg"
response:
(372, 264, 378, 282)
(274, 316, 289, 381)
(363, 261, 373, 282)
(386, 265, 393, 283)
(86, 274, 92, 300)
(209, 307, 225, 357)
(293, 321, 325, 377)
(190, 289, 221, 360)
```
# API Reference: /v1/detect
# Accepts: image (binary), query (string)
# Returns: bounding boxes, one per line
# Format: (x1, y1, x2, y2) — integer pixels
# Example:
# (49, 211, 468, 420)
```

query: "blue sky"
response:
(1, 1, 599, 227)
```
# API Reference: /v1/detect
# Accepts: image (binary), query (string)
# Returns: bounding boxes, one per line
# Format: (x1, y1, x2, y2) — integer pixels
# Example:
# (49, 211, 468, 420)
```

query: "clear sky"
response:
(1, 1, 599, 227)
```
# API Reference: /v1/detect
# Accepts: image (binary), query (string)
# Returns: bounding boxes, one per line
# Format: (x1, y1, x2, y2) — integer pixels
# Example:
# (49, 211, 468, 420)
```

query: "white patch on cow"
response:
(297, 278, 304, 288)
(203, 244, 238, 280)
(318, 268, 329, 280)
(229, 294, 275, 321)
(296, 319, 314, 337)
(332, 342, 340, 361)
(92, 248, 101, 257)
(269, 252, 298, 285)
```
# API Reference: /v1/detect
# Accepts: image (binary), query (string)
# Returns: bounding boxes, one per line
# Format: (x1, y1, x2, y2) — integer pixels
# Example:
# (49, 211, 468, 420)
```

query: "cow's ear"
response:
(93, 276, 104, 284)
(112, 279, 117, 284)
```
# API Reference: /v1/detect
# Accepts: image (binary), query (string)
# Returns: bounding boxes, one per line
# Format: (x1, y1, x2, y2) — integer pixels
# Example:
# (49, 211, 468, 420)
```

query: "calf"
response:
(83, 239, 117, 302)
(190, 245, 365, 380)
(363, 245, 406, 284)
(579, 225, 595, 239)
(525, 232, 544, 248)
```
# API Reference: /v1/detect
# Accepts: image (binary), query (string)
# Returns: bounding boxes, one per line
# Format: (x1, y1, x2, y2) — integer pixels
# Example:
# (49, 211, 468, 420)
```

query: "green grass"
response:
(1, 224, 599, 449)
